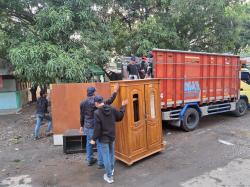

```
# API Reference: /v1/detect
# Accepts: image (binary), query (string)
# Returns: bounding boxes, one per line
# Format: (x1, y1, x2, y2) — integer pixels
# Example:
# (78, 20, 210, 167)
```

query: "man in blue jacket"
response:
(80, 84, 119, 166)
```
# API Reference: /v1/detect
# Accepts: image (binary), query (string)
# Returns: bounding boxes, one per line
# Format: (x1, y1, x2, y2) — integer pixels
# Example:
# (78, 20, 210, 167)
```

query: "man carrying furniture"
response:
(91, 95, 128, 183)
(80, 84, 119, 167)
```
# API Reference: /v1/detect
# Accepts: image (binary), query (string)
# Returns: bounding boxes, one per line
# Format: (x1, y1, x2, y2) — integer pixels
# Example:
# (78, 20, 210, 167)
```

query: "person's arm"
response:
(113, 100, 128, 122)
(80, 101, 85, 128)
(45, 99, 49, 114)
(92, 112, 101, 141)
(104, 83, 119, 105)
(127, 64, 130, 74)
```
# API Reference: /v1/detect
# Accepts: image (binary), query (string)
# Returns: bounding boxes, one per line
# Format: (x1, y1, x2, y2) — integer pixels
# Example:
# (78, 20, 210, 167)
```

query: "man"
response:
(139, 56, 147, 79)
(127, 56, 139, 80)
(80, 84, 119, 167)
(34, 91, 52, 140)
(91, 96, 128, 184)
(145, 60, 153, 78)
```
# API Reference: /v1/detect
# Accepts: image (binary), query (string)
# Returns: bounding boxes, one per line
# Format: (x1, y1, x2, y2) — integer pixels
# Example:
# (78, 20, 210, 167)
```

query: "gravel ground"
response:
(0, 104, 250, 187)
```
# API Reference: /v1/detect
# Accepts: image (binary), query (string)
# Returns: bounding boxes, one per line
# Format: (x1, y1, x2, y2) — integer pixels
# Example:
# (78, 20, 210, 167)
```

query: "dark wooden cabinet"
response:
(110, 79, 163, 165)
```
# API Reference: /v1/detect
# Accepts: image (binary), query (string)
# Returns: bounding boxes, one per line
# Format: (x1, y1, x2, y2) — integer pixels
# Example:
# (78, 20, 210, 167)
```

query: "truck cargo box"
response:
(152, 49, 241, 109)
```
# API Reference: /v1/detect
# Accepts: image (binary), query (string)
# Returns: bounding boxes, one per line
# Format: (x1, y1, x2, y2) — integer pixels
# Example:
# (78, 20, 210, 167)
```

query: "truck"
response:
(152, 49, 250, 131)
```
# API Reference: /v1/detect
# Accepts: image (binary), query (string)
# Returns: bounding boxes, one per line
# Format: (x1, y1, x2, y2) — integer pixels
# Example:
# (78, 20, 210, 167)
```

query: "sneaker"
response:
(34, 136, 40, 140)
(45, 132, 53, 137)
(111, 169, 114, 176)
(103, 174, 114, 184)
(98, 164, 105, 169)
(88, 158, 97, 166)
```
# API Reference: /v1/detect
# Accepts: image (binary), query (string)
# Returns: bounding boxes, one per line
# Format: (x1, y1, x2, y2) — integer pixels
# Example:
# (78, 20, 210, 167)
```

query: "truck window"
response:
(241, 72, 250, 85)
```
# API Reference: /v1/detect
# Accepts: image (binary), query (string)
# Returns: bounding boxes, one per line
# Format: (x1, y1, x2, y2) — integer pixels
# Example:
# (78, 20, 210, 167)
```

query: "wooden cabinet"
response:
(110, 79, 163, 165)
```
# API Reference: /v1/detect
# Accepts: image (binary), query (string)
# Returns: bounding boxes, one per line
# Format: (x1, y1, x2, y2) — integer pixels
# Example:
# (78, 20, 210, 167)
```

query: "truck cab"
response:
(234, 67, 250, 116)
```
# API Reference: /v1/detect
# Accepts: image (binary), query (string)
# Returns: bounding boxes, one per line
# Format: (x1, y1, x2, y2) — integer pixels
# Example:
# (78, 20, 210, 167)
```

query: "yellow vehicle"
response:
(234, 67, 250, 116)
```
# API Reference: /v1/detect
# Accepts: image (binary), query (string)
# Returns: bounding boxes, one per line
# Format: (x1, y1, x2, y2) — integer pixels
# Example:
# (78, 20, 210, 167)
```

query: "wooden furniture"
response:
(51, 83, 111, 135)
(110, 79, 163, 165)
(63, 129, 86, 154)
(63, 129, 97, 154)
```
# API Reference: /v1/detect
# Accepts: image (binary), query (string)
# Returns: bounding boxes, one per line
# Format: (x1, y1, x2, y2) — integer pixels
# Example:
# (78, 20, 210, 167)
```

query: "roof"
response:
(241, 57, 250, 63)
(152, 48, 239, 57)
(89, 64, 104, 76)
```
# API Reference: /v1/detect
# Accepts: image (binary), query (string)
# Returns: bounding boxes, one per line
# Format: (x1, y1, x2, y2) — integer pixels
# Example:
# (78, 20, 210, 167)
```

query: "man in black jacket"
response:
(91, 95, 128, 184)
(80, 84, 119, 167)
(127, 56, 139, 79)
(34, 91, 52, 140)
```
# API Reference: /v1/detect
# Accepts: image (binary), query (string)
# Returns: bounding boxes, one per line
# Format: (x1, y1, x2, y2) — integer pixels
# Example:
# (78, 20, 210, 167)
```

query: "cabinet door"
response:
(128, 85, 147, 156)
(144, 82, 162, 150)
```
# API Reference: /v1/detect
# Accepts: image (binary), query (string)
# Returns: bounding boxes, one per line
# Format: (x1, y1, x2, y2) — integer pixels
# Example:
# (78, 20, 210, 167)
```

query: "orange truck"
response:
(152, 49, 249, 131)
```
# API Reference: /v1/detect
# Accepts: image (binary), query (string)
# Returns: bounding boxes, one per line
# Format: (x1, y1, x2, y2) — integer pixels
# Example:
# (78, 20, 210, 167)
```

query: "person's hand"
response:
(122, 99, 128, 106)
(90, 140, 95, 145)
(79, 127, 83, 134)
(114, 83, 119, 93)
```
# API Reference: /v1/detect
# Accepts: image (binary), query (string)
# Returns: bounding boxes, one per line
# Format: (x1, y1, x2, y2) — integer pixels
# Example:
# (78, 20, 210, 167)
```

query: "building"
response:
(0, 59, 29, 114)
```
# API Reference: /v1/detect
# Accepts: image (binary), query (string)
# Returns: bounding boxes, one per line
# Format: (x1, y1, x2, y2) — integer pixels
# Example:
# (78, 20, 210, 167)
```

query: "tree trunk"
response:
(40, 85, 47, 94)
(30, 84, 38, 102)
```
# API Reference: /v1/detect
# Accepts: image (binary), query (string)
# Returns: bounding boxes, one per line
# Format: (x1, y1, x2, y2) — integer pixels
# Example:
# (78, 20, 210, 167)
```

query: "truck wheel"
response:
(234, 99, 248, 117)
(181, 108, 200, 131)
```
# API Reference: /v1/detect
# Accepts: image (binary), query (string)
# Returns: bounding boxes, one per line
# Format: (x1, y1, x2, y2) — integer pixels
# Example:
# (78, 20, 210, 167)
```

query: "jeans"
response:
(84, 128, 103, 165)
(100, 141, 115, 178)
(34, 114, 52, 138)
(96, 139, 103, 166)
(85, 128, 94, 162)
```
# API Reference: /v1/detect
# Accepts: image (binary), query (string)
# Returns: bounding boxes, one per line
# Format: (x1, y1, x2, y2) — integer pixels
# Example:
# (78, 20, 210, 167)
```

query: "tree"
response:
(1, 0, 250, 85)
(2, 0, 114, 84)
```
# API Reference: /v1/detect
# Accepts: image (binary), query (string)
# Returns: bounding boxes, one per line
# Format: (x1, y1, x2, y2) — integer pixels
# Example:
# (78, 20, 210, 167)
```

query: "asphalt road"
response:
(0, 105, 250, 187)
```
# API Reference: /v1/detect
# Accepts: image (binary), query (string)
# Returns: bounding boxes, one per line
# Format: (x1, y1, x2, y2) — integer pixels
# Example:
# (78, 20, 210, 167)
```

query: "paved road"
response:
(0, 105, 250, 187)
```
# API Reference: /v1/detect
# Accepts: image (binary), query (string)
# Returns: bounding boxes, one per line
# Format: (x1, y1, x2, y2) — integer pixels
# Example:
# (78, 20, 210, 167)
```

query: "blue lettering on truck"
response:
(184, 81, 201, 99)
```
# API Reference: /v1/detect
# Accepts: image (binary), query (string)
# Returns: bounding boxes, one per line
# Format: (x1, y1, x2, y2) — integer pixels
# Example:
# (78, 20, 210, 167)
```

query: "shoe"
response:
(111, 169, 114, 176)
(88, 158, 97, 166)
(103, 174, 114, 184)
(98, 164, 105, 169)
(34, 136, 40, 140)
(45, 132, 53, 137)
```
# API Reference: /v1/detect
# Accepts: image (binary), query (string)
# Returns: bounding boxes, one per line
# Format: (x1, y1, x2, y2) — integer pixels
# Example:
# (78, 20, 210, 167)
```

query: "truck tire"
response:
(234, 99, 248, 117)
(181, 108, 200, 132)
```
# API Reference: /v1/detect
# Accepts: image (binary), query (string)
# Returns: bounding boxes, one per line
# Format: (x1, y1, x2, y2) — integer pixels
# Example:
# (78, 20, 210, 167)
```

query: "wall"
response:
(0, 79, 16, 92)
(0, 78, 29, 111)
(51, 83, 111, 135)
(16, 89, 29, 108)
(0, 92, 18, 109)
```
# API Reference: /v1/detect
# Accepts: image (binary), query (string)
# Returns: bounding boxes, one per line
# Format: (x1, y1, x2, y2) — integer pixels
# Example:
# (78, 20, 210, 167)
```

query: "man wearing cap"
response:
(80, 84, 119, 166)
(91, 95, 128, 183)
(127, 56, 139, 80)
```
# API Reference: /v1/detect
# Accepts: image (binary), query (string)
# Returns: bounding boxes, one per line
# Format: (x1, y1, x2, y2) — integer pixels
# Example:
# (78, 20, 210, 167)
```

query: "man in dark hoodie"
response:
(80, 85, 119, 167)
(34, 90, 52, 140)
(91, 95, 128, 184)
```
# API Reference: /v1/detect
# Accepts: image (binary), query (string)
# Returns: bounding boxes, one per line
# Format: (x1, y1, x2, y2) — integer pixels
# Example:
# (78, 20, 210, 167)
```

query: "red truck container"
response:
(152, 49, 241, 131)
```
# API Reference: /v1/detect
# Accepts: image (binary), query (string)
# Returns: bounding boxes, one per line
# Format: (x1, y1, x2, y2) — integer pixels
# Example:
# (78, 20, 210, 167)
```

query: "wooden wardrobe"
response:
(110, 79, 163, 165)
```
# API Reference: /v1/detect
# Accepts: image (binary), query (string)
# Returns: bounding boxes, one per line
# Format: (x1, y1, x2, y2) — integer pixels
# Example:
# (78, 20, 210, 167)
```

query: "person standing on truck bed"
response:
(139, 56, 147, 79)
(80, 84, 119, 167)
(127, 56, 139, 80)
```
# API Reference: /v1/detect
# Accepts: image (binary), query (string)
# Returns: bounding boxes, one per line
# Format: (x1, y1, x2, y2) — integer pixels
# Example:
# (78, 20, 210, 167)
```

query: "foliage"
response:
(0, 0, 250, 84)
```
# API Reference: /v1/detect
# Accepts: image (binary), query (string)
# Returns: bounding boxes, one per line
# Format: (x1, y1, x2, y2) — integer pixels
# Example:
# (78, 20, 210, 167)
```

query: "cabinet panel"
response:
(144, 83, 162, 150)
(128, 85, 147, 156)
